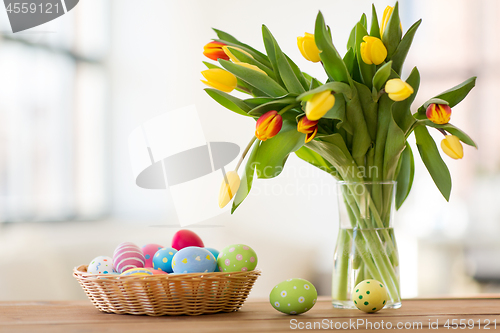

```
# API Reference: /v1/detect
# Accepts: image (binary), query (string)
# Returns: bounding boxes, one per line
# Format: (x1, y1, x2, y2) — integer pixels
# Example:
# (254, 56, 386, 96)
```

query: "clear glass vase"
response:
(332, 181, 401, 309)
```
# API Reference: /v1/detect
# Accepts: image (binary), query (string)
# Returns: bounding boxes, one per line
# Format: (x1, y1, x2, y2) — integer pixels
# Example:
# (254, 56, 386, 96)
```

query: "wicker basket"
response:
(73, 265, 261, 316)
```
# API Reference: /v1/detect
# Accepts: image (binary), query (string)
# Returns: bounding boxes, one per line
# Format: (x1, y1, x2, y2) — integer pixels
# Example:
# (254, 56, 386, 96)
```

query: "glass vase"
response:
(332, 181, 401, 309)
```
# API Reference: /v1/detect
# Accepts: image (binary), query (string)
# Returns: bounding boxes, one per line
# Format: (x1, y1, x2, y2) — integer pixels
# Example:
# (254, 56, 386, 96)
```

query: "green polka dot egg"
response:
(217, 244, 257, 272)
(269, 278, 317, 315)
(352, 279, 388, 313)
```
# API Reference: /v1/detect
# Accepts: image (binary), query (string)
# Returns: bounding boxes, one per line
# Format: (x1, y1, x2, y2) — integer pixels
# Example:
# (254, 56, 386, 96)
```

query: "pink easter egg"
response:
(171, 230, 204, 250)
(113, 242, 145, 274)
(141, 243, 164, 268)
(150, 269, 168, 275)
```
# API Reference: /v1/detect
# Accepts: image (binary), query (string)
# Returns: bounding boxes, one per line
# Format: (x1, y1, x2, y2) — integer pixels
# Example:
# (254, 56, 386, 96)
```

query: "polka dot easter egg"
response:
(121, 268, 153, 276)
(270, 278, 317, 315)
(352, 279, 388, 313)
(88, 256, 115, 274)
(217, 244, 257, 273)
(141, 243, 163, 268)
(113, 242, 145, 274)
(152, 247, 177, 273)
(172, 247, 216, 274)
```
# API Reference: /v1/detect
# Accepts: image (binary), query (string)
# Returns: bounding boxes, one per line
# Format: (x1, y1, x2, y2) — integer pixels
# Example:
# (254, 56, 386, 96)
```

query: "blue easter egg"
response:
(172, 247, 216, 273)
(205, 247, 220, 272)
(152, 247, 178, 273)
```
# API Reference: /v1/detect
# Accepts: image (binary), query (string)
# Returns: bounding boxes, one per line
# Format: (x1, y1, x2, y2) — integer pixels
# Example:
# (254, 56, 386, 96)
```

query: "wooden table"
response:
(1, 297, 500, 332)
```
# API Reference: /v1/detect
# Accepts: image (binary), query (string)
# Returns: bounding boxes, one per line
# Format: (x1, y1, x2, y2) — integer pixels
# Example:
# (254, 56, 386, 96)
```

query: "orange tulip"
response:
(426, 103, 452, 124)
(255, 111, 283, 141)
(297, 116, 319, 143)
(203, 41, 230, 61)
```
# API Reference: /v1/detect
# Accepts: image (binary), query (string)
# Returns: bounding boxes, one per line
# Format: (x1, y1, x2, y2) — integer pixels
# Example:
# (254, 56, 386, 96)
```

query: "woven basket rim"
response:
(74, 264, 261, 281)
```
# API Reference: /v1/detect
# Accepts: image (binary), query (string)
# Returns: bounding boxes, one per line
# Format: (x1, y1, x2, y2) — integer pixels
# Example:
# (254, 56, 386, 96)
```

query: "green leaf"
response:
(285, 54, 310, 91)
(343, 48, 356, 77)
(372, 61, 392, 92)
(414, 125, 452, 201)
(314, 11, 351, 84)
(297, 81, 353, 102)
(204, 89, 252, 117)
(345, 89, 373, 166)
(295, 146, 339, 178)
(395, 142, 415, 209)
(352, 81, 377, 141)
(254, 113, 305, 179)
(432, 77, 477, 108)
(421, 121, 477, 148)
(383, 110, 406, 181)
(347, 25, 356, 51)
(360, 13, 367, 30)
(213, 28, 271, 67)
(310, 77, 322, 90)
(264, 26, 305, 94)
(306, 134, 363, 182)
(423, 98, 449, 109)
(355, 22, 375, 89)
(417, 77, 477, 114)
(244, 93, 298, 107)
(219, 59, 287, 97)
(391, 19, 422, 74)
(231, 139, 261, 213)
(381, 2, 402, 58)
(262, 25, 285, 87)
(392, 67, 420, 134)
(323, 94, 346, 121)
(370, 4, 381, 39)
(228, 47, 276, 78)
(247, 97, 297, 117)
(203, 61, 221, 70)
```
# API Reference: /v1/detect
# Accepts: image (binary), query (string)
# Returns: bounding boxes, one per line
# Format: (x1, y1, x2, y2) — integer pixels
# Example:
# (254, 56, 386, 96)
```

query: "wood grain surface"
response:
(1, 297, 500, 332)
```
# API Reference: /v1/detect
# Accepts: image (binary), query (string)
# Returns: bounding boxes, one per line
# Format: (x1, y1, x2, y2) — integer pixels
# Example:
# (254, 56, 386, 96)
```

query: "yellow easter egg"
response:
(120, 268, 153, 276)
(352, 279, 388, 313)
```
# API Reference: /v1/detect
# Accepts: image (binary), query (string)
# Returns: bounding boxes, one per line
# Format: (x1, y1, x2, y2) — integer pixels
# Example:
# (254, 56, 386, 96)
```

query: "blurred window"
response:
(0, 1, 109, 222)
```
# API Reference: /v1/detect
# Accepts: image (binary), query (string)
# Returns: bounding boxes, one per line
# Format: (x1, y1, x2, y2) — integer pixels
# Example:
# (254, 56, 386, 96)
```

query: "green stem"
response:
(235, 136, 257, 172)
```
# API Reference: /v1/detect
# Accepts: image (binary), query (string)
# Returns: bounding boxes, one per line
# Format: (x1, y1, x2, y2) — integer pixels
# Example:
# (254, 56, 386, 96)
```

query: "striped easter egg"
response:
(113, 242, 145, 274)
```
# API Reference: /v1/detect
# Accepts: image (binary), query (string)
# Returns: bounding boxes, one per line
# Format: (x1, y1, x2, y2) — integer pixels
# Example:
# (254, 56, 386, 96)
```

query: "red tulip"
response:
(203, 41, 230, 61)
(255, 111, 283, 141)
(426, 103, 452, 124)
(297, 116, 319, 143)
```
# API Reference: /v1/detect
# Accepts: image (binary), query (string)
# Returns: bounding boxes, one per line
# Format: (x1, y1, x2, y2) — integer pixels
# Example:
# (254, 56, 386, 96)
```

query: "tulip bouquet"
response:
(201, 2, 476, 305)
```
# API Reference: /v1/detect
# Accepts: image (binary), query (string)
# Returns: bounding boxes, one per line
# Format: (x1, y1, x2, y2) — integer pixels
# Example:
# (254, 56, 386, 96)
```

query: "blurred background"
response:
(0, 0, 499, 300)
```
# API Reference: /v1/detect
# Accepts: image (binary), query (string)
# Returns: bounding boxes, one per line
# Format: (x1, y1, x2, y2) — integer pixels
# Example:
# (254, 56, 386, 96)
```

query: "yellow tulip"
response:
(385, 78, 414, 102)
(360, 36, 387, 65)
(218, 171, 241, 208)
(201, 68, 237, 93)
(297, 33, 321, 63)
(441, 135, 464, 160)
(305, 90, 335, 120)
(234, 62, 267, 75)
(222, 45, 254, 62)
(380, 5, 403, 38)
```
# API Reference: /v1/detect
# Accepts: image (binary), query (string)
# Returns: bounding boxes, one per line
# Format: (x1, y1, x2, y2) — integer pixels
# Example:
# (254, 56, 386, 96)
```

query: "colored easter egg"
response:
(113, 242, 145, 274)
(172, 247, 216, 273)
(88, 256, 115, 274)
(270, 278, 318, 315)
(205, 247, 220, 272)
(152, 247, 178, 273)
(171, 230, 204, 250)
(121, 268, 153, 276)
(352, 279, 388, 313)
(150, 269, 168, 275)
(142, 243, 164, 268)
(217, 244, 257, 273)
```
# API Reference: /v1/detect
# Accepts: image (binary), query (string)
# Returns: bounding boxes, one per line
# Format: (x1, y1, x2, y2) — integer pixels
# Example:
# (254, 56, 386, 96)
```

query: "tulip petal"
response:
(218, 171, 241, 208)
(306, 90, 335, 120)
(201, 69, 237, 93)
(441, 135, 463, 159)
